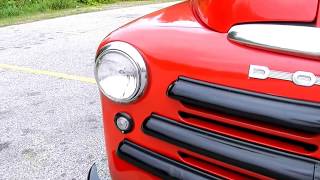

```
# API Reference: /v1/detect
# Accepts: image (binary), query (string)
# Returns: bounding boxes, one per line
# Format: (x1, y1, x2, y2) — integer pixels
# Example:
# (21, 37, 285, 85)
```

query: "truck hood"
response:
(193, 0, 319, 32)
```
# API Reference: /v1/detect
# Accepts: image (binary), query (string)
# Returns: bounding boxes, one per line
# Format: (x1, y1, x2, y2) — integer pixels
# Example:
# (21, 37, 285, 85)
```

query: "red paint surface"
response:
(193, 0, 319, 32)
(97, 1, 320, 179)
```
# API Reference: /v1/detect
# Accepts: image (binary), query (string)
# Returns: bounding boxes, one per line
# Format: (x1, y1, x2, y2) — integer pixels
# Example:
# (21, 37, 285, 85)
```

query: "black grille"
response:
(143, 114, 320, 180)
(168, 77, 320, 133)
(117, 140, 222, 180)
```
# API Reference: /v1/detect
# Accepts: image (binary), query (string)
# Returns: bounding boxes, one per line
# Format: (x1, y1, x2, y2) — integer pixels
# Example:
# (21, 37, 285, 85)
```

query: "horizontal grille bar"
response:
(168, 77, 320, 133)
(143, 115, 320, 180)
(117, 140, 221, 180)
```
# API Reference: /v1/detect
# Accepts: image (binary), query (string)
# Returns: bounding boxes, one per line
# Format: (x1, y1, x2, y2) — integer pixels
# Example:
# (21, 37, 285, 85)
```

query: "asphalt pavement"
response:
(0, 2, 177, 179)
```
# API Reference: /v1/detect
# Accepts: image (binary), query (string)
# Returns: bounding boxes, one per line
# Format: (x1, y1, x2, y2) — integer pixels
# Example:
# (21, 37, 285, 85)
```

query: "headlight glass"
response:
(95, 41, 147, 103)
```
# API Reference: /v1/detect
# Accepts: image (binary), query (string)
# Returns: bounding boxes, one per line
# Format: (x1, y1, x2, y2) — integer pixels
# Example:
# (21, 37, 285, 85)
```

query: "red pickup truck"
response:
(90, 0, 320, 179)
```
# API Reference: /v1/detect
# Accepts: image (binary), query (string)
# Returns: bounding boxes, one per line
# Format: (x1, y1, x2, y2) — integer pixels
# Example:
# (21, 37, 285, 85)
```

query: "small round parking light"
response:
(115, 113, 133, 133)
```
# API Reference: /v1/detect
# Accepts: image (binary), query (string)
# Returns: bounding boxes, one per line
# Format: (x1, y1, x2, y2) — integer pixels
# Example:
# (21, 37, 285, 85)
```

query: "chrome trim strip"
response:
(249, 65, 320, 87)
(316, 78, 320, 85)
(228, 24, 320, 59)
(269, 70, 292, 81)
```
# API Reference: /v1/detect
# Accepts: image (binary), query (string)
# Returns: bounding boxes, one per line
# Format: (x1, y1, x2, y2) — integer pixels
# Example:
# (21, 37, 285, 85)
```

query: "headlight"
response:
(94, 41, 147, 103)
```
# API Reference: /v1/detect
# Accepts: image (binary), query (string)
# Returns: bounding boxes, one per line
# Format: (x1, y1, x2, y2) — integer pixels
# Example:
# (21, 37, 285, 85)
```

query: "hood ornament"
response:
(249, 65, 320, 87)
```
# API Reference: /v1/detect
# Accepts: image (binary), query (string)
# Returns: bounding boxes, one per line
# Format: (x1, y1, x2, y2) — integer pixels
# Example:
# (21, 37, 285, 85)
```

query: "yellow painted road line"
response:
(0, 63, 96, 84)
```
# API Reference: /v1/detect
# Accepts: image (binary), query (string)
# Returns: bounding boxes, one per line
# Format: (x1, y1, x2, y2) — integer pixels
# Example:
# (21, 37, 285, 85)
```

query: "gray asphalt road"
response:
(0, 2, 177, 180)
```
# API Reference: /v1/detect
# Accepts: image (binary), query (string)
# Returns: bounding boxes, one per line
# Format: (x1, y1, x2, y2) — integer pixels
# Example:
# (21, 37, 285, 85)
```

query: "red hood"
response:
(193, 0, 319, 32)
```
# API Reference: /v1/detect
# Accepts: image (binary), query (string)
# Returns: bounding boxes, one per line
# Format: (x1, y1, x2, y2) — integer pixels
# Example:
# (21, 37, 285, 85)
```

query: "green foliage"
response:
(0, 0, 21, 17)
(46, 0, 77, 10)
(0, 0, 126, 18)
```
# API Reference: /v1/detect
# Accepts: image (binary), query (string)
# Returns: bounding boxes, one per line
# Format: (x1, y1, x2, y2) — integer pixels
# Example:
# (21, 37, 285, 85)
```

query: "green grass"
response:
(0, 0, 175, 26)
(1, 0, 75, 18)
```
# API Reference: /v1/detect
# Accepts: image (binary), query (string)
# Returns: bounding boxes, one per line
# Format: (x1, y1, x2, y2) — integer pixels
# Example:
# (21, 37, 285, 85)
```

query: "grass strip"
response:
(0, 0, 176, 27)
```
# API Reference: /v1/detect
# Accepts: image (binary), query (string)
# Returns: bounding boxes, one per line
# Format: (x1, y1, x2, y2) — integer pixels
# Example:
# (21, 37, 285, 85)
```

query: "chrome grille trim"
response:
(249, 65, 320, 87)
(316, 78, 320, 85)
(269, 70, 292, 81)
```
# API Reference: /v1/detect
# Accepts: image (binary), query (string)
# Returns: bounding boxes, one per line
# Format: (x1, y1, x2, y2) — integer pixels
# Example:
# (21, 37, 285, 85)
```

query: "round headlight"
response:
(94, 41, 147, 103)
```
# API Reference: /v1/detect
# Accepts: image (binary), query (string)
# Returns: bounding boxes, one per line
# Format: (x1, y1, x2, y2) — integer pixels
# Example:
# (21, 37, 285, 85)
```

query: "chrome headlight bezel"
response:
(94, 41, 147, 103)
